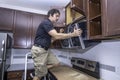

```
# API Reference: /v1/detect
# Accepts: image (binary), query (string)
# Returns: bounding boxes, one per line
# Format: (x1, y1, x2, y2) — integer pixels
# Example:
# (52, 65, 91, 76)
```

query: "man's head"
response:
(47, 9, 60, 23)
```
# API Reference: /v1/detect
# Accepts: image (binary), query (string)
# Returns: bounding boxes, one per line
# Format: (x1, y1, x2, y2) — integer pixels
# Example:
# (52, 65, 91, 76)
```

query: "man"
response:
(31, 9, 82, 80)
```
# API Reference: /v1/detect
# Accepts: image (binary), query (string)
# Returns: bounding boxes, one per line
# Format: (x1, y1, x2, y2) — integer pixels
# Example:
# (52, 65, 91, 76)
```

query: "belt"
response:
(34, 44, 48, 50)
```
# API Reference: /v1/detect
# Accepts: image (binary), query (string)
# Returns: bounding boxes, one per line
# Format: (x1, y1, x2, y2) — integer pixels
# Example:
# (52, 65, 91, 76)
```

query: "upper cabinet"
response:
(0, 8, 14, 31)
(13, 11, 32, 48)
(87, 0, 120, 39)
(68, 0, 120, 40)
(71, 0, 87, 16)
(102, 0, 120, 37)
(65, 3, 83, 25)
(87, 0, 102, 39)
(13, 10, 46, 48)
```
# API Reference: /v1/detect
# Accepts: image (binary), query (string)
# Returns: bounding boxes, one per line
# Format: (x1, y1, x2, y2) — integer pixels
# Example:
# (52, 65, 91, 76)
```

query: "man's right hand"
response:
(72, 28, 82, 37)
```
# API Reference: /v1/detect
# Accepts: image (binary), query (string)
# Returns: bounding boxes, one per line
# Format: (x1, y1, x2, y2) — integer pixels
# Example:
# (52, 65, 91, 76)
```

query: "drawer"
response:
(7, 70, 23, 79)
(7, 78, 22, 80)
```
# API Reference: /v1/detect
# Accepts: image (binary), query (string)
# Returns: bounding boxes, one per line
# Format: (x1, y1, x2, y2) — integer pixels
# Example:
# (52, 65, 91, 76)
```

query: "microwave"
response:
(61, 20, 100, 49)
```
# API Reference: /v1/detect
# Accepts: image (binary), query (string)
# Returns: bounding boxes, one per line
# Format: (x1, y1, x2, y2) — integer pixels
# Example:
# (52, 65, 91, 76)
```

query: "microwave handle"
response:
(75, 23, 85, 49)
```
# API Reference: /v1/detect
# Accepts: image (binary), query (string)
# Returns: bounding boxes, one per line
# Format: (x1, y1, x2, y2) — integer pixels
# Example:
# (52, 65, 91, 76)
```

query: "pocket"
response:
(31, 46, 47, 58)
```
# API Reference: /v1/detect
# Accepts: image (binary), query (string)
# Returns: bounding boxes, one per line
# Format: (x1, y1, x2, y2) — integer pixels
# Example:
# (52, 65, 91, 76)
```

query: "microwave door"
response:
(75, 23, 85, 49)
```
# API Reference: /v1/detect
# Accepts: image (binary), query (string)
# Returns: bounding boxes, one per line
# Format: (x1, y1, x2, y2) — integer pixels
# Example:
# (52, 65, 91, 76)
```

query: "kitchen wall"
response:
(11, 40, 120, 80)
(52, 40, 120, 80)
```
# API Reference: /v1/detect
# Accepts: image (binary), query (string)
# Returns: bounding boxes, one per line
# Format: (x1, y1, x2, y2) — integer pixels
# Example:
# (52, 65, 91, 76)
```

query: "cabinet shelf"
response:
(89, 0, 100, 4)
(88, 35, 103, 40)
(88, 17, 102, 37)
(71, 5, 85, 15)
(89, 14, 101, 21)
(72, 16, 86, 24)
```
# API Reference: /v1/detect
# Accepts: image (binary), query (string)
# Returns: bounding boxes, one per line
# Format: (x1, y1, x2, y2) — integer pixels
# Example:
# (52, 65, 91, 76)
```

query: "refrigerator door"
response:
(0, 33, 12, 80)
(0, 33, 7, 60)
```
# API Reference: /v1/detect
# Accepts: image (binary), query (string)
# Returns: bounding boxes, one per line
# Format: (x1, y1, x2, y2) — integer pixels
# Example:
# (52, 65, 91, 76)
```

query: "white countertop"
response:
(7, 63, 34, 71)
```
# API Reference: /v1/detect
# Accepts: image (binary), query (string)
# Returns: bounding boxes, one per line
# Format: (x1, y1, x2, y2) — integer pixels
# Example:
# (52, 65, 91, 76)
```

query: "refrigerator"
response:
(0, 33, 12, 80)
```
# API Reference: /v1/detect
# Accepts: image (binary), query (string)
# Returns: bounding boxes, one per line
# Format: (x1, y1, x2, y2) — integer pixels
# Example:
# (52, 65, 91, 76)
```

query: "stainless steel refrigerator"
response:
(0, 33, 12, 80)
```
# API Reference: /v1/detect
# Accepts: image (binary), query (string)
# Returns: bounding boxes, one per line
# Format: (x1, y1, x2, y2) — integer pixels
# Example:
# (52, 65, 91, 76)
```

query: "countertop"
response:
(7, 63, 34, 71)
(49, 65, 97, 80)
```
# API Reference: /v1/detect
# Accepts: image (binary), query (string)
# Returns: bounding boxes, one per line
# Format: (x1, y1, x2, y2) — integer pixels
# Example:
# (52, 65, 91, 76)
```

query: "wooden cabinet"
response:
(66, 0, 120, 40)
(71, 0, 87, 15)
(0, 7, 14, 31)
(0, 8, 47, 49)
(87, 0, 102, 39)
(13, 10, 46, 48)
(7, 70, 33, 80)
(65, 3, 83, 25)
(7, 70, 23, 80)
(102, 0, 120, 36)
(87, 0, 120, 39)
(13, 11, 32, 48)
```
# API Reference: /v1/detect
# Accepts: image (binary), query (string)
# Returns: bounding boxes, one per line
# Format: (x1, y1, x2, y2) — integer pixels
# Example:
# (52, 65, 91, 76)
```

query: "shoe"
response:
(30, 72, 35, 78)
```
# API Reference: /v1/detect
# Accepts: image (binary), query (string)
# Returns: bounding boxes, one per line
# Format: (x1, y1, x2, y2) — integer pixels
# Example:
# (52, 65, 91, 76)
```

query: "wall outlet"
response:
(116, 66, 120, 76)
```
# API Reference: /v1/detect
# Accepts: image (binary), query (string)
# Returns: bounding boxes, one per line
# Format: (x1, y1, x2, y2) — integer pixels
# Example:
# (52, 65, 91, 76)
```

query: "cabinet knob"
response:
(16, 73, 20, 75)
(72, 4, 76, 7)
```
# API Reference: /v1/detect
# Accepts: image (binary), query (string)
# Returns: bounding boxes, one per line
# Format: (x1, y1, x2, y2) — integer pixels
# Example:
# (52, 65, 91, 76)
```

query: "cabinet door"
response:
(13, 11, 31, 48)
(0, 8, 14, 31)
(87, 0, 102, 39)
(31, 14, 46, 47)
(102, 0, 120, 36)
(65, 3, 83, 25)
(7, 70, 23, 80)
(71, 0, 87, 15)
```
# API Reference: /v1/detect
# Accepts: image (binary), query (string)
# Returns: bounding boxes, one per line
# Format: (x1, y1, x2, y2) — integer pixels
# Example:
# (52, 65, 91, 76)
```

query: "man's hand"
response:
(59, 28, 64, 33)
(72, 28, 82, 37)
(51, 37, 56, 43)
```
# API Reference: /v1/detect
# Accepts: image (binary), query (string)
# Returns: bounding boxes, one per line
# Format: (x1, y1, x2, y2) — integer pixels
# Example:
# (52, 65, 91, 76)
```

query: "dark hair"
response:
(47, 9, 60, 17)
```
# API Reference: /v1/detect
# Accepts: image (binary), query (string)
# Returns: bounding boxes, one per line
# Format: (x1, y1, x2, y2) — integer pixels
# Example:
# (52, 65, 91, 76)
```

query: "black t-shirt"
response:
(34, 19, 54, 49)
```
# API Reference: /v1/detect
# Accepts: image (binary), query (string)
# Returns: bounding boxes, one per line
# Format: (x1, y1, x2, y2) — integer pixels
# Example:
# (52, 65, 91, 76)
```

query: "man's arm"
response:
(49, 28, 82, 40)
(51, 28, 65, 43)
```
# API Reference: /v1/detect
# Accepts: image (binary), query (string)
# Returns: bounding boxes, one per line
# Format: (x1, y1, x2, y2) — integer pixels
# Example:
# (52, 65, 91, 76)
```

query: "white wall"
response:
(52, 40, 120, 80)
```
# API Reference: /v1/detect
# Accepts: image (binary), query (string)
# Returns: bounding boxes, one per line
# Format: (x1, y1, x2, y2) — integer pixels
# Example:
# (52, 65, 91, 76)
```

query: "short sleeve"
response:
(43, 23, 54, 33)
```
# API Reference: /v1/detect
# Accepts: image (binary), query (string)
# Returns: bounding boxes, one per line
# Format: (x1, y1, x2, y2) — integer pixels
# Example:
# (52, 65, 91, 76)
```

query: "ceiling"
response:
(0, 0, 70, 14)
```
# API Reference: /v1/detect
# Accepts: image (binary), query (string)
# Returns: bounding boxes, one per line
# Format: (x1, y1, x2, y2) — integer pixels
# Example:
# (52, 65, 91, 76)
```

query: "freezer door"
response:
(0, 33, 7, 60)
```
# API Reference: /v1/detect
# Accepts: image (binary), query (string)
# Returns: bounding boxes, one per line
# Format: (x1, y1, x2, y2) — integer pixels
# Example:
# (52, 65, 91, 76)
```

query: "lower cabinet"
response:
(7, 70, 33, 80)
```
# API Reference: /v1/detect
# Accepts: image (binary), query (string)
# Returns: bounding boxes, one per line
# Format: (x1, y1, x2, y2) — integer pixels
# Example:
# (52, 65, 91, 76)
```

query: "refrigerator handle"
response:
(1, 48, 4, 52)
(2, 40, 5, 46)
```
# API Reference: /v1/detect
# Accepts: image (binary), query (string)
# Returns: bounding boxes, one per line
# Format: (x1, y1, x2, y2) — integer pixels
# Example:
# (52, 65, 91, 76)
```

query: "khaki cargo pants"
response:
(31, 45, 59, 78)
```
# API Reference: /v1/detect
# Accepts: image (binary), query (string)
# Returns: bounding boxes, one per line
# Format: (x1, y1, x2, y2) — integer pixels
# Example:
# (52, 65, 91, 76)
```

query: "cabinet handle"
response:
(16, 73, 20, 75)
